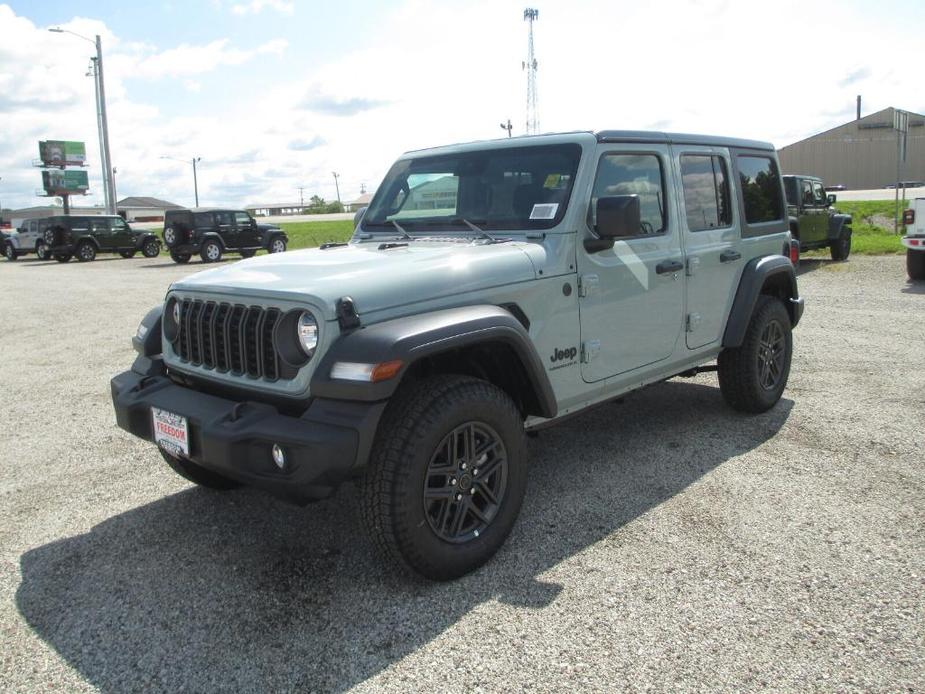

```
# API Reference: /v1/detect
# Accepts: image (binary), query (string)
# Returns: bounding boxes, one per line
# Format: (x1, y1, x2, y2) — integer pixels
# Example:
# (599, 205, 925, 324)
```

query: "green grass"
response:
(277, 220, 354, 250)
(804, 200, 907, 256)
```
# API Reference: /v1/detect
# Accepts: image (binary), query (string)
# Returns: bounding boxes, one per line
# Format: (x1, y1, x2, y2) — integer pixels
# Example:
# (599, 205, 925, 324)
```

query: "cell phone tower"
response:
(523, 8, 539, 135)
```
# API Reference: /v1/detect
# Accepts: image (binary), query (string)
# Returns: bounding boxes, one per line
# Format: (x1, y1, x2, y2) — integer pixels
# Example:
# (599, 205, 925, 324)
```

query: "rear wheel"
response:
(159, 449, 240, 490)
(119, 250, 136, 259)
(169, 250, 191, 264)
(362, 375, 527, 580)
(269, 237, 287, 254)
(830, 229, 851, 261)
(200, 239, 223, 263)
(142, 239, 161, 258)
(76, 241, 96, 262)
(4, 243, 16, 261)
(908, 249, 925, 281)
(718, 295, 793, 413)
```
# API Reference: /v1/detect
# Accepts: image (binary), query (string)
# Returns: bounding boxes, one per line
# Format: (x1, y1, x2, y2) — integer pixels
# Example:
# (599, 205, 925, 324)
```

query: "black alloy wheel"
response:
(423, 422, 508, 544)
(757, 319, 786, 391)
(76, 241, 96, 262)
(142, 239, 160, 258)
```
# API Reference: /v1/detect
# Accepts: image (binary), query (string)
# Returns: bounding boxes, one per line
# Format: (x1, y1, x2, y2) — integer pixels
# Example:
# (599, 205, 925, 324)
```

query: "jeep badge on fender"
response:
(112, 130, 803, 580)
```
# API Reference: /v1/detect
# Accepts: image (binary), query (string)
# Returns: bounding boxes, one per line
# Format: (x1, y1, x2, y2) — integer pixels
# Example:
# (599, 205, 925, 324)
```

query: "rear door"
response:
(89, 218, 112, 249)
(577, 144, 685, 382)
(213, 211, 236, 248)
(234, 211, 259, 247)
(675, 147, 742, 349)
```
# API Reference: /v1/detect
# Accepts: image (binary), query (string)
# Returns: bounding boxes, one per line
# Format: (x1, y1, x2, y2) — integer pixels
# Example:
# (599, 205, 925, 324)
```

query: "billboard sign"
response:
(38, 140, 87, 166)
(42, 169, 89, 194)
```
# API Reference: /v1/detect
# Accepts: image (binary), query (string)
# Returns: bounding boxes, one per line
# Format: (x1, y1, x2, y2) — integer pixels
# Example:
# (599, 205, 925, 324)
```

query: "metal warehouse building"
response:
(778, 106, 925, 190)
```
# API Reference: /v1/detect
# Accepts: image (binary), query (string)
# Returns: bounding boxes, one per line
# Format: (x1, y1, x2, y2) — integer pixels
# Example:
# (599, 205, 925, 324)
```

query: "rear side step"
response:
(677, 364, 718, 378)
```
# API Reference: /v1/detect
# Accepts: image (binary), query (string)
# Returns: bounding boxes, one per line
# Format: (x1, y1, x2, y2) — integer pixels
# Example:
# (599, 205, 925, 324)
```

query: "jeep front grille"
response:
(174, 300, 286, 381)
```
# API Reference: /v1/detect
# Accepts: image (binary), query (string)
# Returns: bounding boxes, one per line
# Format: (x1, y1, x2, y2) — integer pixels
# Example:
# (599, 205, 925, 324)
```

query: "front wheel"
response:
(268, 237, 287, 254)
(142, 239, 161, 258)
(200, 239, 222, 263)
(362, 375, 527, 580)
(908, 249, 925, 281)
(169, 250, 191, 264)
(4, 243, 16, 261)
(76, 241, 96, 262)
(830, 230, 851, 261)
(159, 449, 240, 490)
(718, 295, 793, 413)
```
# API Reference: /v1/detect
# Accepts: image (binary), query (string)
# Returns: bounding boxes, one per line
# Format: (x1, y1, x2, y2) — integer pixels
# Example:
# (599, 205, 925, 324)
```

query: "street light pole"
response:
(49, 28, 117, 215)
(192, 157, 200, 207)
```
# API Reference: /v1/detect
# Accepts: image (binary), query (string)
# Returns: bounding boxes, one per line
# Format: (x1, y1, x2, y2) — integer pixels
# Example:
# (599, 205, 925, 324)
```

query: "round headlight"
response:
(297, 311, 318, 357)
(164, 298, 181, 343)
(173, 300, 181, 326)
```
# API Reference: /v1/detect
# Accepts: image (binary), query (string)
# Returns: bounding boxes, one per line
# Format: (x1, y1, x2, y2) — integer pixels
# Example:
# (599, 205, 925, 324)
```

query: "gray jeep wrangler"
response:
(112, 131, 803, 580)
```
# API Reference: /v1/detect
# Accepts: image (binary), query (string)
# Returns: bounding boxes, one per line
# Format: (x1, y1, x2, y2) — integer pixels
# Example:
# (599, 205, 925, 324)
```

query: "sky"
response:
(1, 0, 924, 211)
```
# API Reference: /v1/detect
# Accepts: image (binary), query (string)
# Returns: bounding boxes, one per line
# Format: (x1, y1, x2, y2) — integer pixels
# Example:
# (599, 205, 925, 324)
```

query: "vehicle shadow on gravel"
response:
(16, 380, 792, 693)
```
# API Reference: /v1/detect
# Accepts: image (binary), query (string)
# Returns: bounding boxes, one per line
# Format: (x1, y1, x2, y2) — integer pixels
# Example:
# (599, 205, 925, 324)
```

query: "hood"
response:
(256, 223, 282, 232)
(170, 240, 538, 320)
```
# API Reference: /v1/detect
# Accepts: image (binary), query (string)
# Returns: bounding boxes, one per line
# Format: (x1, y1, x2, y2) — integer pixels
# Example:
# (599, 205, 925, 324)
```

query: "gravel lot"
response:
(0, 254, 922, 693)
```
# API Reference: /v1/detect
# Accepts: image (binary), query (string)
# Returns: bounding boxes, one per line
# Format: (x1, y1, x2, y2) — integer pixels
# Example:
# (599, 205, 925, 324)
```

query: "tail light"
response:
(903, 209, 915, 226)
(789, 240, 799, 265)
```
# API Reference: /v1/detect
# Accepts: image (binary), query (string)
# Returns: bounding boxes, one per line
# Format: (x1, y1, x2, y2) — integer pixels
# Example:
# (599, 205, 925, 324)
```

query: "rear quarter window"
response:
(736, 155, 783, 225)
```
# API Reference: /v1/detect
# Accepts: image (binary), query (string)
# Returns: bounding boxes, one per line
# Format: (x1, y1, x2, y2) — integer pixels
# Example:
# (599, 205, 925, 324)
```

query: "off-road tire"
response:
(54, 253, 72, 263)
(361, 375, 528, 581)
(76, 241, 96, 262)
(36, 241, 49, 260)
(159, 449, 240, 490)
(4, 243, 16, 261)
(268, 237, 287, 254)
(239, 249, 257, 258)
(830, 229, 851, 261)
(142, 239, 160, 258)
(718, 295, 792, 413)
(907, 249, 925, 281)
(169, 250, 191, 264)
(200, 239, 222, 263)
(119, 250, 136, 259)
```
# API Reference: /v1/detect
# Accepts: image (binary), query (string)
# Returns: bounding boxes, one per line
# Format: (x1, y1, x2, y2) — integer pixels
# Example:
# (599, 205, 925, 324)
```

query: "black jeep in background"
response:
(162, 208, 288, 264)
(44, 216, 161, 263)
(783, 174, 853, 261)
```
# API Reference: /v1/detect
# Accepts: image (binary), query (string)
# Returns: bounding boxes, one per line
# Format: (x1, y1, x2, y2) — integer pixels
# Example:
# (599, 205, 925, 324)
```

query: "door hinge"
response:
(578, 274, 599, 297)
(686, 256, 700, 277)
(686, 313, 702, 332)
(581, 340, 601, 363)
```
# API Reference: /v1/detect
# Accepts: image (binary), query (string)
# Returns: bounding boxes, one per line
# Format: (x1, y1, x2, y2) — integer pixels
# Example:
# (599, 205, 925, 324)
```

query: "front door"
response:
(234, 211, 259, 247)
(675, 147, 743, 349)
(578, 145, 685, 382)
(109, 217, 133, 248)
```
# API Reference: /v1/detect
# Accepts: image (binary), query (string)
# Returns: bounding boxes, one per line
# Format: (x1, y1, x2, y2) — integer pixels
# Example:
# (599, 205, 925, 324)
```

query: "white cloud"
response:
(129, 38, 287, 79)
(230, 0, 294, 15)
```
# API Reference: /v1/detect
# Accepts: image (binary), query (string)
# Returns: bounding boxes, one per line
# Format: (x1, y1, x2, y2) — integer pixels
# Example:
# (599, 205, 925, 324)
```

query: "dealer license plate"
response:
(152, 407, 189, 457)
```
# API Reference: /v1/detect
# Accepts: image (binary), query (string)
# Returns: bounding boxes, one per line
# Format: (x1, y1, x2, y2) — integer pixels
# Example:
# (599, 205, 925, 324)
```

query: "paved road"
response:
(0, 254, 922, 692)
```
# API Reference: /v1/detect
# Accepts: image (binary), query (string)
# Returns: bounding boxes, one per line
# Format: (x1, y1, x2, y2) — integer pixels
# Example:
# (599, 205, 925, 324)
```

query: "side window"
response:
(588, 153, 666, 235)
(812, 181, 826, 205)
(233, 212, 252, 227)
(801, 180, 814, 206)
(214, 212, 233, 226)
(737, 156, 783, 224)
(91, 219, 109, 233)
(110, 218, 128, 232)
(192, 213, 212, 227)
(680, 154, 732, 231)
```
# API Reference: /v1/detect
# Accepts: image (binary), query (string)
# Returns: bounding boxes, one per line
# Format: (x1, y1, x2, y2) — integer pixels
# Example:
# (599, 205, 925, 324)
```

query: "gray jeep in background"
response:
(4, 218, 52, 261)
(783, 174, 852, 261)
(112, 130, 803, 580)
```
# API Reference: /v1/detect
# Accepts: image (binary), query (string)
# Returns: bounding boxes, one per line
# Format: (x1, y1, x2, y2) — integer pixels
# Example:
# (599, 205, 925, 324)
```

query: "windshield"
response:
(363, 143, 581, 232)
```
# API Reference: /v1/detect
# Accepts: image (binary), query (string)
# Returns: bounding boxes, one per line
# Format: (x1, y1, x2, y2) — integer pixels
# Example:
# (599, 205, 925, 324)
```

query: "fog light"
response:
(271, 444, 286, 469)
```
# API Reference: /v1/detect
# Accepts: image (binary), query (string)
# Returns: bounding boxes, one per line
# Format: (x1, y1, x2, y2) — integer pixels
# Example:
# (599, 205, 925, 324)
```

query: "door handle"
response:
(720, 250, 742, 263)
(656, 259, 684, 274)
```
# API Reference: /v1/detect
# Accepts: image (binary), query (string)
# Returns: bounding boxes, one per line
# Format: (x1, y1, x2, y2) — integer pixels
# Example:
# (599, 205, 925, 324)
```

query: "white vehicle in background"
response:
(3, 218, 52, 261)
(902, 199, 925, 280)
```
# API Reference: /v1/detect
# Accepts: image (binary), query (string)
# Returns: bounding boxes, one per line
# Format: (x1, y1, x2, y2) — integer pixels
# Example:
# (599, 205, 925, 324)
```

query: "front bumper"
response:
(901, 235, 924, 251)
(111, 365, 385, 503)
(790, 296, 805, 327)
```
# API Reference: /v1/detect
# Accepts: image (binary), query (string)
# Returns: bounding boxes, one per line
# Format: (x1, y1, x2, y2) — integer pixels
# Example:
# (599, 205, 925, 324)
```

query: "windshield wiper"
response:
(390, 219, 413, 240)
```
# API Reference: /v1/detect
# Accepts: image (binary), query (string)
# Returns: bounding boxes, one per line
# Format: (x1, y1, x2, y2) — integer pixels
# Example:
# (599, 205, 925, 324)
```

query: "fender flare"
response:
(75, 235, 101, 250)
(722, 255, 802, 348)
(828, 213, 852, 241)
(199, 232, 225, 249)
(135, 232, 160, 249)
(262, 230, 287, 249)
(310, 304, 557, 418)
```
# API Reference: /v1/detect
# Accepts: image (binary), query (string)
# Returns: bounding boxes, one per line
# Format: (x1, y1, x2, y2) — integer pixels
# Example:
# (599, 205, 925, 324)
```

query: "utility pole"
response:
(192, 157, 200, 207)
(894, 109, 909, 234)
(500, 119, 513, 137)
(523, 8, 539, 135)
(297, 185, 305, 210)
(332, 172, 341, 204)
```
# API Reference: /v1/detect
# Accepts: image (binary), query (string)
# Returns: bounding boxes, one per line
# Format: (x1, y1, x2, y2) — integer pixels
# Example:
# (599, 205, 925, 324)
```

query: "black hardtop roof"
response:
(167, 207, 246, 214)
(595, 130, 775, 151)
(782, 173, 822, 181)
(47, 214, 123, 221)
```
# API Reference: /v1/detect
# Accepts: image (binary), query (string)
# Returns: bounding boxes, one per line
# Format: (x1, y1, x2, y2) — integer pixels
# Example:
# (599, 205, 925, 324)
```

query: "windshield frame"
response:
(361, 143, 582, 234)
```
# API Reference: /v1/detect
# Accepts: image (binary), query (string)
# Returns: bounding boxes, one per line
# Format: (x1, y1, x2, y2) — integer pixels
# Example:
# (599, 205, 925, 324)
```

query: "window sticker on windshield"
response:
(543, 174, 561, 188)
(529, 203, 558, 220)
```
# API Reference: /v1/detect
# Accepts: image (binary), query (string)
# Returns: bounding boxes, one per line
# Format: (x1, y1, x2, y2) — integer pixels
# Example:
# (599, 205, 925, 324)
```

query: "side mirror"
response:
(586, 196, 640, 252)
(826, 194, 837, 206)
